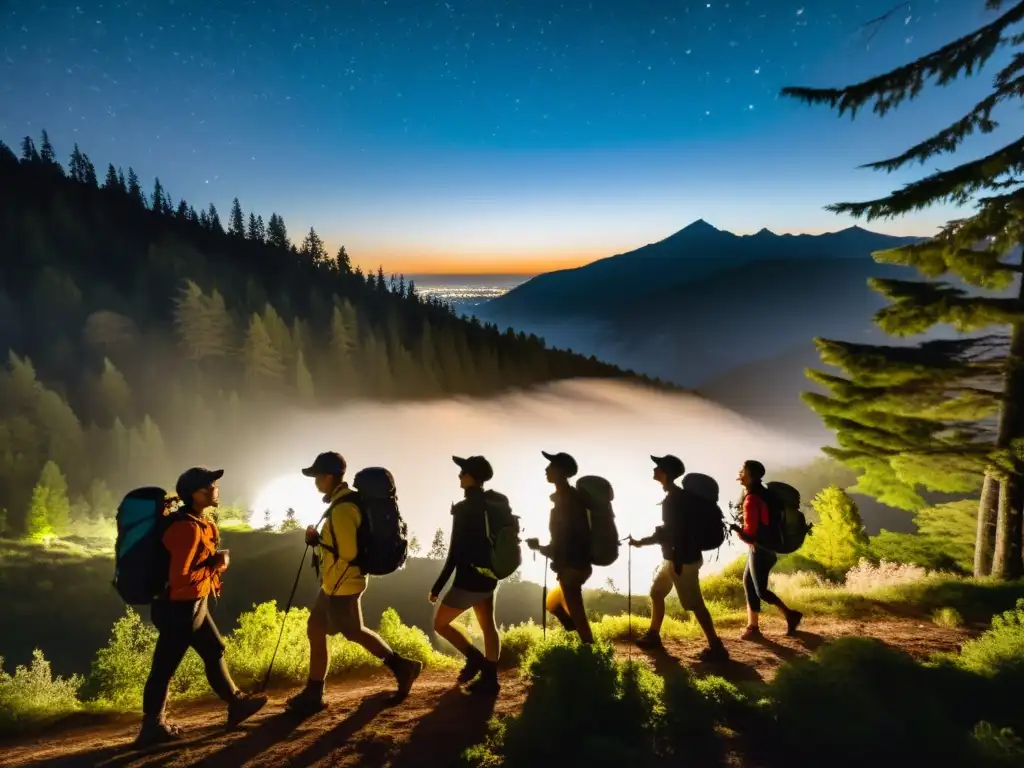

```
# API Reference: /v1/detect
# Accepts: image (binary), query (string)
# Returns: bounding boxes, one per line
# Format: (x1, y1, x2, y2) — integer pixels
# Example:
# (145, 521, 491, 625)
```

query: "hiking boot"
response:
(697, 643, 730, 663)
(134, 719, 182, 748)
(739, 625, 762, 641)
(227, 692, 268, 727)
(786, 610, 804, 636)
(635, 632, 663, 651)
(386, 654, 423, 702)
(457, 652, 484, 684)
(466, 661, 500, 697)
(285, 682, 327, 716)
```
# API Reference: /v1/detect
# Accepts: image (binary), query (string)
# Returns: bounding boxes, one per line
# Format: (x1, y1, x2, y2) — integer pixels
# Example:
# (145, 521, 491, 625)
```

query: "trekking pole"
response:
(623, 535, 633, 661)
(542, 555, 548, 642)
(259, 544, 308, 694)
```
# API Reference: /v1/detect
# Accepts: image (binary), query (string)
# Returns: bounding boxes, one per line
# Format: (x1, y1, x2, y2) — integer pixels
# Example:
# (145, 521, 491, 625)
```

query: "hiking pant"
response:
(142, 597, 236, 720)
(743, 546, 784, 614)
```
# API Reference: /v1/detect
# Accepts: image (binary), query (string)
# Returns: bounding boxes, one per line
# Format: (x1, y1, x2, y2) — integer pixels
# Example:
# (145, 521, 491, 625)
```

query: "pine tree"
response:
(81, 151, 97, 186)
(229, 198, 245, 237)
(428, 527, 447, 560)
(94, 357, 134, 426)
(207, 203, 223, 233)
(126, 168, 144, 205)
(39, 130, 58, 169)
(28, 461, 71, 538)
(117, 168, 126, 192)
(300, 227, 328, 265)
(103, 164, 119, 190)
(266, 213, 289, 250)
(279, 508, 300, 532)
(261, 304, 293, 364)
(802, 485, 869, 573)
(151, 177, 165, 212)
(173, 280, 236, 361)
(295, 350, 316, 404)
(25, 483, 52, 541)
(408, 535, 421, 556)
(336, 245, 352, 273)
(176, 199, 189, 218)
(782, 1, 1024, 579)
(247, 212, 264, 243)
(871, 499, 978, 574)
(242, 313, 285, 390)
(20, 136, 39, 163)
(68, 144, 85, 182)
(86, 478, 116, 521)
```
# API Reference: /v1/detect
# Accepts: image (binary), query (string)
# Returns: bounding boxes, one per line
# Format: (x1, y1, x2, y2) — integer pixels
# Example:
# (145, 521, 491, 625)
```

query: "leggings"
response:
(142, 597, 236, 719)
(743, 546, 784, 614)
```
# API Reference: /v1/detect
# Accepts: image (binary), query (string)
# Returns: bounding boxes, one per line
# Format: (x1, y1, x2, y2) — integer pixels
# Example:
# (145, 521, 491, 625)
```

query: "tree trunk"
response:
(992, 267, 1024, 579)
(974, 474, 999, 577)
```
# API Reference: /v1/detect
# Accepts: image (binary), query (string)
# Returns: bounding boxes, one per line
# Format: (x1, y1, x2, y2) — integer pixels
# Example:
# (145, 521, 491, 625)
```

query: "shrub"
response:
(957, 599, 1024, 680)
(0, 650, 83, 733)
(933, 607, 965, 629)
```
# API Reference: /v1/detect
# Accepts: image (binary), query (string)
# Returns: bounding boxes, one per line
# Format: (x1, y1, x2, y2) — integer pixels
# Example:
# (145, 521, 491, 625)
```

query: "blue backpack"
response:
(113, 487, 181, 605)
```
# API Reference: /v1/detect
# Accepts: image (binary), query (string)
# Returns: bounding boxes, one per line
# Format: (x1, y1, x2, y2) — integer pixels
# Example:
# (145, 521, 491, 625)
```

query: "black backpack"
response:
(681, 473, 727, 553)
(112, 487, 180, 605)
(752, 482, 810, 554)
(348, 467, 409, 576)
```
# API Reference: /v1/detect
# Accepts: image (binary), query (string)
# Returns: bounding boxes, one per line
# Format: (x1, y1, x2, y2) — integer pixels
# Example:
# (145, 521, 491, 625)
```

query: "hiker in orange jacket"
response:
(137, 467, 266, 747)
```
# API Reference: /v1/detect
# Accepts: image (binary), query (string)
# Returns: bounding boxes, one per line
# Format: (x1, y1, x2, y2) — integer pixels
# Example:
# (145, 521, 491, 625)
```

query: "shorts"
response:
(650, 557, 706, 611)
(555, 565, 593, 590)
(441, 587, 495, 611)
(309, 588, 365, 637)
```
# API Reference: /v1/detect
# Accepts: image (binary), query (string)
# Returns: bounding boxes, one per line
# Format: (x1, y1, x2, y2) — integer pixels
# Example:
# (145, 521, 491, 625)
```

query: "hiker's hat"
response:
(542, 450, 578, 478)
(301, 452, 347, 478)
(175, 467, 224, 500)
(453, 455, 494, 483)
(651, 455, 685, 479)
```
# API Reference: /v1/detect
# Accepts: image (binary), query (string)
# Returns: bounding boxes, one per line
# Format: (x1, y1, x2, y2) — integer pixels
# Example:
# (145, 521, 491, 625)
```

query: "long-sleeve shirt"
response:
(163, 509, 221, 601)
(742, 487, 770, 543)
(547, 486, 591, 572)
(317, 483, 367, 596)
(431, 487, 498, 596)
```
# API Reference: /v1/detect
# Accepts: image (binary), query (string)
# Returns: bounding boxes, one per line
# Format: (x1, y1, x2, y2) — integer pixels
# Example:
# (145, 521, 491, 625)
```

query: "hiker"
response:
(630, 455, 728, 661)
(525, 450, 594, 645)
(286, 451, 422, 714)
(137, 467, 267, 747)
(428, 456, 503, 695)
(731, 459, 803, 639)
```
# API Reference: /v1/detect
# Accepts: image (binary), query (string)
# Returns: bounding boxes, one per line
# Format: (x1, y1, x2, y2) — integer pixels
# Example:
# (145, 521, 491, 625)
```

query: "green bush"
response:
(934, 606, 965, 629)
(0, 650, 83, 733)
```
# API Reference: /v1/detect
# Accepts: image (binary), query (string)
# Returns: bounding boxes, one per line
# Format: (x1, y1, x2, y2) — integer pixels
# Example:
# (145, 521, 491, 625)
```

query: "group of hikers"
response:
(119, 450, 808, 747)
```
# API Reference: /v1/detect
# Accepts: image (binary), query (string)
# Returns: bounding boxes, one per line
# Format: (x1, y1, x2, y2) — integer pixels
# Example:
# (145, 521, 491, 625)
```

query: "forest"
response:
(0, 136, 660, 539)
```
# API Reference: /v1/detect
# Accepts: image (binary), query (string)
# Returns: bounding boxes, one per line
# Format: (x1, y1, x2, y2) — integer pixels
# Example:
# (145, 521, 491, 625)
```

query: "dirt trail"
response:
(0, 617, 974, 768)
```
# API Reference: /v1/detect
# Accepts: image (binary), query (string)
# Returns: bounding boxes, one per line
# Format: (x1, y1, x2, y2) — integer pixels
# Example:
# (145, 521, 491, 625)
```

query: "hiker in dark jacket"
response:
(525, 450, 594, 645)
(429, 455, 503, 696)
(631, 455, 728, 661)
(287, 451, 422, 715)
(731, 459, 803, 639)
(137, 467, 267, 747)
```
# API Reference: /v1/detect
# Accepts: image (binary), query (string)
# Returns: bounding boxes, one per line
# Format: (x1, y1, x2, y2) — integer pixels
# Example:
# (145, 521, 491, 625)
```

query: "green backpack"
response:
(481, 491, 522, 580)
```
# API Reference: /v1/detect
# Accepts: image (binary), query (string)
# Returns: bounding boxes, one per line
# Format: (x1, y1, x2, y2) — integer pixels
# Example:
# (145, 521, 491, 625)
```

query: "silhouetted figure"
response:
(526, 450, 594, 645)
(731, 460, 803, 639)
(631, 455, 728, 661)
(286, 452, 422, 715)
(138, 467, 267, 747)
(429, 456, 504, 696)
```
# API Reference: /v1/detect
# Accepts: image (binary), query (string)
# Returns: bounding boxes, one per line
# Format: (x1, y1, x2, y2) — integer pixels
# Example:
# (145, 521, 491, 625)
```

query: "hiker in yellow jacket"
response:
(286, 451, 422, 715)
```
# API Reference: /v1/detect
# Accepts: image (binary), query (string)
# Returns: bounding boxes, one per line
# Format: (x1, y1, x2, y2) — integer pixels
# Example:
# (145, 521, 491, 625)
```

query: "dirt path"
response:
(0, 617, 975, 768)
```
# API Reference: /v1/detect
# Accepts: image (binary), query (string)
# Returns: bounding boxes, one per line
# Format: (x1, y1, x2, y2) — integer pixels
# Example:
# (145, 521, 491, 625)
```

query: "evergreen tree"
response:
(103, 164, 119, 190)
(241, 313, 285, 389)
(81, 151, 97, 186)
(408, 534, 421, 556)
(151, 177, 165, 212)
(782, 1, 1024, 579)
(280, 508, 300, 532)
(94, 357, 134, 427)
(68, 144, 85, 182)
(261, 303, 293, 364)
(176, 199, 189, 218)
(336, 245, 352, 273)
(301, 226, 328, 265)
(229, 197, 245, 237)
(870, 499, 978, 574)
(247, 212, 265, 243)
(428, 527, 447, 560)
(266, 213, 289, 250)
(25, 482, 52, 541)
(20, 136, 39, 163)
(28, 461, 71, 538)
(39, 130, 58, 168)
(126, 168, 144, 206)
(802, 485, 869, 573)
(207, 203, 223, 233)
(376, 266, 388, 293)
(295, 350, 316, 404)
(173, 280, 236, 361)
(85, 478, 116, 521)
(117, 167, 126, 191)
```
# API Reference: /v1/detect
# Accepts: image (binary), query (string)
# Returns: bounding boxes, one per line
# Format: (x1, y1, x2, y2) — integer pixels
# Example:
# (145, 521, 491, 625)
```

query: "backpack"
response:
(348, 467, 409, 576)
(681, 473, 727, 553)
(575, 475, 619, 567)
(481, 490, 522, 580)
(756, 482, 811, 555)
(112, 487, 180, 605)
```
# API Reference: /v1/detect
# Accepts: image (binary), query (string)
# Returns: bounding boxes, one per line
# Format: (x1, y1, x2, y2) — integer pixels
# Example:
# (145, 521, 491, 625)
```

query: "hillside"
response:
(0, 131, 665, 537)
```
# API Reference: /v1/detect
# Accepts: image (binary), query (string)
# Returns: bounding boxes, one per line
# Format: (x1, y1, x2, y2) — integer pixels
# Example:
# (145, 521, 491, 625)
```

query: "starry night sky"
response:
(2, 0, 1019, 274)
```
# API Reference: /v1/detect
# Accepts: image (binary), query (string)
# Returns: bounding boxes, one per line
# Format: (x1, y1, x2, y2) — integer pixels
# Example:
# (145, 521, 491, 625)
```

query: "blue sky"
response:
(2, 0, 1019, 273)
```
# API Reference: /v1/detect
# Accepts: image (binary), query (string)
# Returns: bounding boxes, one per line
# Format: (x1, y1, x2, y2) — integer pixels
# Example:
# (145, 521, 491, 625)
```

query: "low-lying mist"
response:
(236, 378, 822, 591)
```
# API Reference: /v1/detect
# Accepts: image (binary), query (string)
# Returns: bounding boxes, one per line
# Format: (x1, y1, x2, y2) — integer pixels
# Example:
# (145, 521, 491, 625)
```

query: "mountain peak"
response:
(681, 218, 718, 233)
(753, 227, 775, 237)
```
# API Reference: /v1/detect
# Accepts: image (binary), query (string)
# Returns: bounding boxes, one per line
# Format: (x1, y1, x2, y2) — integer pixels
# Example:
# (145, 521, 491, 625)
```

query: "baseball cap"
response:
(542, 450, 578, 478)
(453, 455, 494, 483)
(301, 452, 347, 477)
(175, 467, 224, 500)
(651, 455, 685, 479)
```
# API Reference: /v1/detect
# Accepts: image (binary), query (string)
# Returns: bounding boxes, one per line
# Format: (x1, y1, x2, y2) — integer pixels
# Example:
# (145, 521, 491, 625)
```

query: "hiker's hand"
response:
(428, 593, 439, 604)
(525, 537, 540, 551)
(305, 526, 320, 547)
(212, 550, 230, 572)
(629, 536, 643, 547)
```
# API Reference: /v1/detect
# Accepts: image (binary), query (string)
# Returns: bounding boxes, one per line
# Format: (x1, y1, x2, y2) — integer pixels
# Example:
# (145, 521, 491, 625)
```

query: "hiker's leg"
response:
(648, 561, 674, 636)
(559, 571, 593, 645)
(545, 583, 576, 631)
(433, 603, 473, 656)
(472, 593, 501, 662)
(190, 603, 237, 703)
(743, 552, 761, 625)
(307, 591, 331, 683)
(750, 548, 787, 611)
(334, 593, 393, 660)
(674, 559, 722, 648)
(142, 603, 193, 722)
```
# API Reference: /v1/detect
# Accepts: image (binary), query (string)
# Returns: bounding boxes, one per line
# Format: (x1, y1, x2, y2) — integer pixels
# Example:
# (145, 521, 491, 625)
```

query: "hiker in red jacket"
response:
(731, 460, 802, 639)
